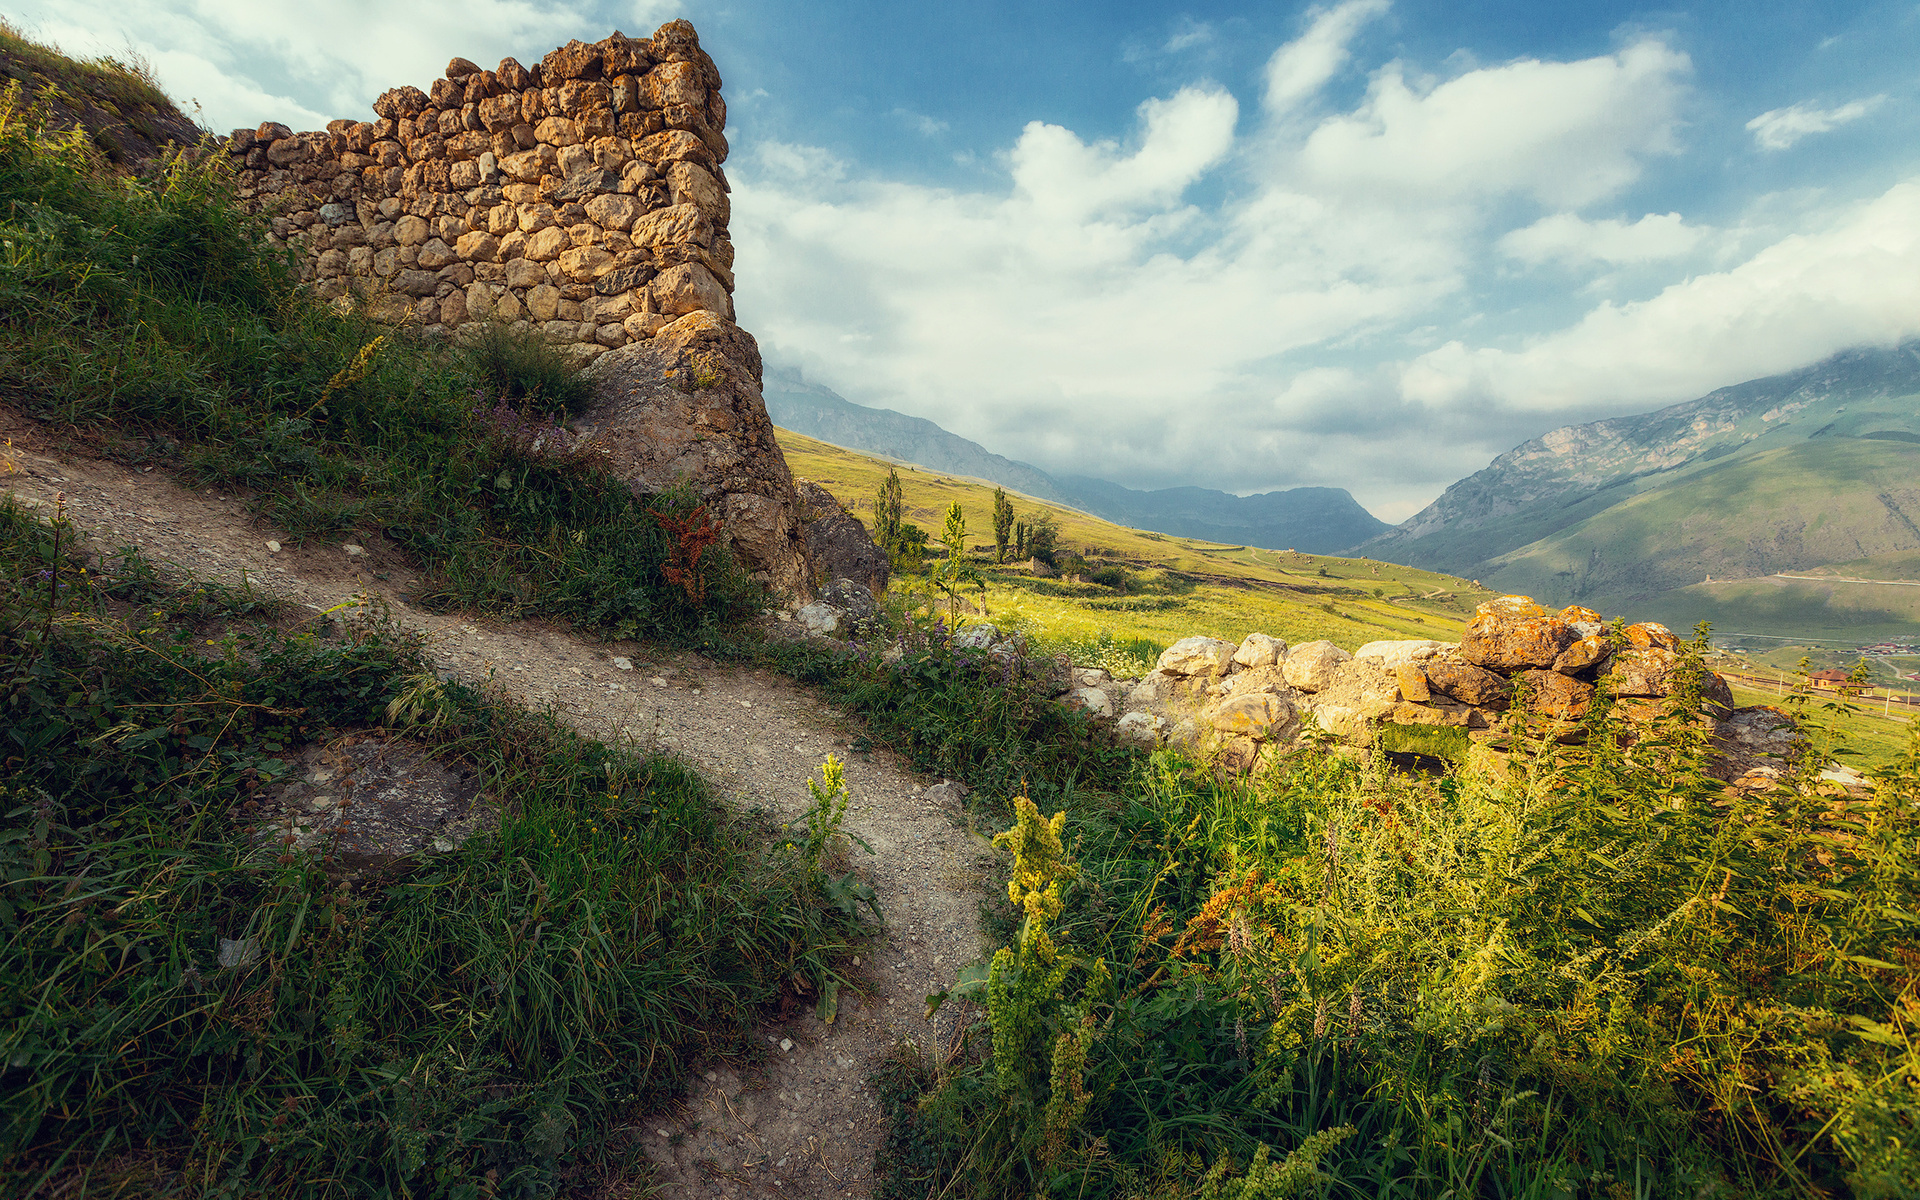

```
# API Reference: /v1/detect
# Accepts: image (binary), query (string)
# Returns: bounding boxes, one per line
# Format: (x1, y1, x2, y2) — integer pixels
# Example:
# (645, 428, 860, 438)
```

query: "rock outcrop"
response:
(795, 480, 888, 597)
(576, 311, 810, 593)
(1078, 595, 1760, 776)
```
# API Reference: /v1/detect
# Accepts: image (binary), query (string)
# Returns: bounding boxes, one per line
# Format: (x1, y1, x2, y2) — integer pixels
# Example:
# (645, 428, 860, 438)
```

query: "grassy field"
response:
(776, 429, 1483, 661)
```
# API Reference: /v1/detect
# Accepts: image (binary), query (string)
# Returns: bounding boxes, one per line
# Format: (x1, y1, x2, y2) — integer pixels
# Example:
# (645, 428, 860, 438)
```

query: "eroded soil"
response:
(0, 414, 996, 1199)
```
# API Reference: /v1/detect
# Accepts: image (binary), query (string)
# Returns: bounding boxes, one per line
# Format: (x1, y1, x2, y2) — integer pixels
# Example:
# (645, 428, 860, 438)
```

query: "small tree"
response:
(873, 469, 904, 565)
(991, 487, 1015, 564)
(1025, 511, 1059, 566)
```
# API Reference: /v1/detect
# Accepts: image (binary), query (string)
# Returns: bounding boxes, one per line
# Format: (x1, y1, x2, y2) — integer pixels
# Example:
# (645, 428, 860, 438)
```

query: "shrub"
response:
(462, 321, 595, 418)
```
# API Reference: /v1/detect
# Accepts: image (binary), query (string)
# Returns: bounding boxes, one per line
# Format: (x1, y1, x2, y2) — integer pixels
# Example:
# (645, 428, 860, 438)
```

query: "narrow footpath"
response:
(0, 414, 996, 1199)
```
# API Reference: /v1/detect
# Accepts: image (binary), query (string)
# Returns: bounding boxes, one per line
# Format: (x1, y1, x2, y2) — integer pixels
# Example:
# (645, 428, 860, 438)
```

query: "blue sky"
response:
(16, 0, 1920, 519)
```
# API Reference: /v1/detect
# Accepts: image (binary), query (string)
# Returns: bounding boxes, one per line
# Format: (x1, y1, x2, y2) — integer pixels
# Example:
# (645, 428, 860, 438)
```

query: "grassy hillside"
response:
(775, 428, 1481, 658)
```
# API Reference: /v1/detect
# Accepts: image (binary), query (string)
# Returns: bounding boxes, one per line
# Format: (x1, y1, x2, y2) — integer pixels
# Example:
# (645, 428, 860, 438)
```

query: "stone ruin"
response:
(790, 591, 1816, 787)
(223, 21, 732, 354)
(1088, 594, 1811, 785)
(225, 22, 815, 595)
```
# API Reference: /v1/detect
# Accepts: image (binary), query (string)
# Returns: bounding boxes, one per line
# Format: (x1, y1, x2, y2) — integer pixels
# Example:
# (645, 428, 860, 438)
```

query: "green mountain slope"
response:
(1359, 342, 1920, 634)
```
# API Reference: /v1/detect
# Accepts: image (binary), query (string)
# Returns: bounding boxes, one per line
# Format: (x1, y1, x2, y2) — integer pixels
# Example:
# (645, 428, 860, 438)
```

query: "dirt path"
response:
(0, 418, 994, 1199)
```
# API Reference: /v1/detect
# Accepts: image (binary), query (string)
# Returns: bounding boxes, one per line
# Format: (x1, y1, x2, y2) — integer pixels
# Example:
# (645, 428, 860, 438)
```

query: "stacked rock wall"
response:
(223, 21, 734, 357)
(1090, 594, 1789, 779)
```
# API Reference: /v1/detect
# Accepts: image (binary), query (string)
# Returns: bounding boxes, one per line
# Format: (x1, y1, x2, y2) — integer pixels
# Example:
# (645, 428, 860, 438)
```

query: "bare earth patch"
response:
(0, 416, 995, 1199)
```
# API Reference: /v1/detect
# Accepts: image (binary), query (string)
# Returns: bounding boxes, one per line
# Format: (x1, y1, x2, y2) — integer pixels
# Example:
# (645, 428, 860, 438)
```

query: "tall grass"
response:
(868, 635, 1920, 1198)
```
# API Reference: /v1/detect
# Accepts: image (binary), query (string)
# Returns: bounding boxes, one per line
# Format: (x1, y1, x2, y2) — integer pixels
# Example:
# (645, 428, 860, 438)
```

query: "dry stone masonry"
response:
(224, 22, 819, 595)
(223, 22, 734, 358)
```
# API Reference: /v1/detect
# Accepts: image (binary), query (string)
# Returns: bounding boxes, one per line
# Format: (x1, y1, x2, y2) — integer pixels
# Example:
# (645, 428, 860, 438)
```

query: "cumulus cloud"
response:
(1746, 96, 1886, 150)
(1263, 0, 1391, 115)
(1297, 39, 1690, 206)
(733, 31, 1730, 513)
(1497, 211, 1709, 266)
(1403, 182, 1920, 413)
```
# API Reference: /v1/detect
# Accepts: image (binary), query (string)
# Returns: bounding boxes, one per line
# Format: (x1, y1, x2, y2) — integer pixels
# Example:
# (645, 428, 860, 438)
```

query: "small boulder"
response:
(1608, 647, 1678, 697)
(1353, 638, 1450, 668)
(1394, 662, 1431, 702)
(1232, 632, 1287, 670)
(1210, 692, 1298, 740)
(796, 480, 888, 599)
(1624, 622, 1681, 651)
(952, 624, 1003, 652)
(821, 577, 877, 621)
(1066, 687, 1115, 719)
(1115, 711, 1168, 747)
(1282, 640, 1351, 693)
(795, 601, 845, 638)
(1709, 706, 1807, 783)
(1459, 595, 1576, 672)
(1552, 634, 1611, 676)
(1518, 669, 1594, 720)
(1158, 636, 1237, 678)
(1423, 656, 1512, 709)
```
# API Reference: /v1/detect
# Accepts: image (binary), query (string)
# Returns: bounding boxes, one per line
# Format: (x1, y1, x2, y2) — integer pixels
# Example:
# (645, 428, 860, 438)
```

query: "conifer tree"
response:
(873, 469, 904, 562)
(992, 487, 1015, 563)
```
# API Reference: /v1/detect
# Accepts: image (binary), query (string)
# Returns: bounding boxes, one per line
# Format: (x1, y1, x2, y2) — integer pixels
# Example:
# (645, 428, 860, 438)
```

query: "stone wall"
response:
(222, 21, 734, 358)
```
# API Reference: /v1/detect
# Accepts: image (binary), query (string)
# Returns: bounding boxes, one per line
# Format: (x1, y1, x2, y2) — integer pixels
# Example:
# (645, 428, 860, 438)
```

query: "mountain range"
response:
(761, 367, 1389, 554)
(1356, 342, 1920, 636)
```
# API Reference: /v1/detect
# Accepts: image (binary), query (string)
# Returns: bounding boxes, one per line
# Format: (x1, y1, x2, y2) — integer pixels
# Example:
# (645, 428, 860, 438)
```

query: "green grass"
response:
(0, 65, 864, 1198)
(775, 429, 1482, 656)
(0, 496, 870, 1197)
(0, 18, 174, 122)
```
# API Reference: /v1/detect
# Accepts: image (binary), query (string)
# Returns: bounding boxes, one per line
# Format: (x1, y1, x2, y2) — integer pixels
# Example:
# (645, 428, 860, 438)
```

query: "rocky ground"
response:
(0, 410, 998, 1199)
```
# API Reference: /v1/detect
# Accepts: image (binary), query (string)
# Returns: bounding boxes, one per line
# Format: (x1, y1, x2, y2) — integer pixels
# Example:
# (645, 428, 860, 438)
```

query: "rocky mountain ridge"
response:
(1357, 342, 1920, 616)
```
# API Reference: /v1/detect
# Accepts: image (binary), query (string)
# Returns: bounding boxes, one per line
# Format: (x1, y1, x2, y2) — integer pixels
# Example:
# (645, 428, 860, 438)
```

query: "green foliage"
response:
(933, 501, 986, 610)
(872, 631, 1920, 1198)
(0, 501, 869, 1197)
(992, 486, 1015, 564)
(873, 468, 905, 565)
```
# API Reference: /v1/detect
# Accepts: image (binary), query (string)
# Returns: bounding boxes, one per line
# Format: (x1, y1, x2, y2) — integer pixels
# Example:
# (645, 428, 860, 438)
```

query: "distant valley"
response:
(762, 367, 1389, 554)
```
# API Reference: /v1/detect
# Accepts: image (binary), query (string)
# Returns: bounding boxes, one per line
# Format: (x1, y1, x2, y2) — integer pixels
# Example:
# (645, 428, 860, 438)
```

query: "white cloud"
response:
(1297, 39, 1690, 206)
(1746, 96, 1885, 150)
(1497, 211, 1709, 267)
(1263, 0, 1391, 115)
(19, 0, 688, 134)
(730, 31, 1737, 513)
(1163, 18, 1215, 55)
(1008, 86, 1237, 222)
(1403, 181, 1920, 413)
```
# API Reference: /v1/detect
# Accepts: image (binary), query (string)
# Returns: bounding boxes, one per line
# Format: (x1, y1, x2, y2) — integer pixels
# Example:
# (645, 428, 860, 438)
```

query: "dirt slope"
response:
(0, 411, 993, 1199)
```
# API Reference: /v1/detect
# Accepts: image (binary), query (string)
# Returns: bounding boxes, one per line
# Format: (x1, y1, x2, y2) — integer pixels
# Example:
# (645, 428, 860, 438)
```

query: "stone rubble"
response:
(789, 592, 1804, 786)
